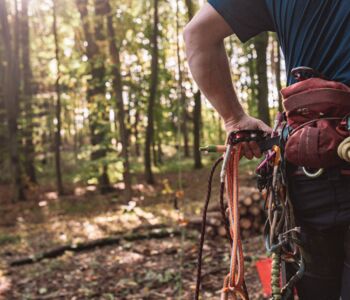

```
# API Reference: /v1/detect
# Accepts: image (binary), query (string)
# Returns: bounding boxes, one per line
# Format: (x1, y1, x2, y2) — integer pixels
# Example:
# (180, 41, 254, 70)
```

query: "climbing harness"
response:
(196, 124, 304, 300)
(196, 67, 350, 299)
(196, 126, 304, 300)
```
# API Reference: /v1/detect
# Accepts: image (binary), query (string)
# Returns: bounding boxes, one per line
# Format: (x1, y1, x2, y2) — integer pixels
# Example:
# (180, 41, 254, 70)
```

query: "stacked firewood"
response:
(189, 187, 266, 239)
(236, 187, 266, 239)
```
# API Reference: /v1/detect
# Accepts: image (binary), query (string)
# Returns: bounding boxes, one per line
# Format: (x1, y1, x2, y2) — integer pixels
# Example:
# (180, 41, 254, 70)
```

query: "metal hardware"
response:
(302, 167, 324, 178)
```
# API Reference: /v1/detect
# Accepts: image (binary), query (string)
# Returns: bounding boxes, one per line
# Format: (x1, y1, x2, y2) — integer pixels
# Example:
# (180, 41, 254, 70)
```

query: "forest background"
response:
(0, 0, 286, 299)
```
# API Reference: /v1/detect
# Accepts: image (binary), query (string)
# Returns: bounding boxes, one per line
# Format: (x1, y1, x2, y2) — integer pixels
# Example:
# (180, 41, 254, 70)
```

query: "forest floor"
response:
(0, 161, 269, 300)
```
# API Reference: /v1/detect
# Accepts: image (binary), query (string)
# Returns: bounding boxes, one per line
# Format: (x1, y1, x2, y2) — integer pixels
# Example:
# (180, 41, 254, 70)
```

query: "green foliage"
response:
(0, 234, 21, 246)
(0, 0, 285, 194)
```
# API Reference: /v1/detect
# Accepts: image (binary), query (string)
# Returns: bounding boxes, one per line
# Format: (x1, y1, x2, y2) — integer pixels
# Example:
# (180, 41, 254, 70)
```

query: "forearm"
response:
(183, 4, 271, 159)
(185, 38, 245, 122)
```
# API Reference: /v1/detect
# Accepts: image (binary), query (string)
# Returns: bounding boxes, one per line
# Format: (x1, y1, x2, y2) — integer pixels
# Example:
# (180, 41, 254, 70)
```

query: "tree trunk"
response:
(193, 91, 202, 169)
(0, 39, 6, 168)
(254, 32, 271, 126)
(144, 0, 159, 185)
(106, 0, 132, 201)
(134, 101, 140, 156)
(76, 0, 111, 192)
(274, 37, 283, 112)
(152, 139, 157, 167)
(21, 0, 37, 184)
(0, 0, 26, 201)
(185, 0, 194, 19)
(157, 137, 163, 164)
(52, 0, 64, 195)
(176, 0, 189, 158)
(246, 45, 258, 117)
(185, 0, 203, 168)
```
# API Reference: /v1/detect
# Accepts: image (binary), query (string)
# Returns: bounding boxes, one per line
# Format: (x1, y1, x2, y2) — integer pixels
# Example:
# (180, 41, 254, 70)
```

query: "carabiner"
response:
(302, 167, 324, 178)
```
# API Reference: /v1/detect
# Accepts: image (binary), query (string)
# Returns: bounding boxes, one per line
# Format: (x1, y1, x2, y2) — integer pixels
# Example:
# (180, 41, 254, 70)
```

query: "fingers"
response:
(241, 142, 254, 160)
(241, 142, 261, 160)
(249, 141, 262, 158)
(258, 120, 273, 134)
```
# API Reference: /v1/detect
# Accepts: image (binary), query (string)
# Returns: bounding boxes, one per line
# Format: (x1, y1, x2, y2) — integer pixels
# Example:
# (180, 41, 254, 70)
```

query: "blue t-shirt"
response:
(208, 0, 350, 86)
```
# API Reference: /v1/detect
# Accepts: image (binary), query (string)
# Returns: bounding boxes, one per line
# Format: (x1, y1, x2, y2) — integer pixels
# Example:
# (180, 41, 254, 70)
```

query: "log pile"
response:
(204, 186, 266, 239)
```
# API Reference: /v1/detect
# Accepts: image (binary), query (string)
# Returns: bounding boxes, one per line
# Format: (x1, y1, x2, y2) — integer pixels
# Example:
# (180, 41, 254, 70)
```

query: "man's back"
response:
(209, 0, 350, 85)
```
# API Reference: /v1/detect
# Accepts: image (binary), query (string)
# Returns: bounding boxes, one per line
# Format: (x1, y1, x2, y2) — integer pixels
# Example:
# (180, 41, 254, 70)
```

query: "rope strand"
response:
(195, 157, 223, 300)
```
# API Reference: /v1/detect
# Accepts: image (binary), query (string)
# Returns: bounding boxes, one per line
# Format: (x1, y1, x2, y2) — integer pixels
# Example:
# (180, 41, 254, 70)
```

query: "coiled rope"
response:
(195, 144, 249, 300)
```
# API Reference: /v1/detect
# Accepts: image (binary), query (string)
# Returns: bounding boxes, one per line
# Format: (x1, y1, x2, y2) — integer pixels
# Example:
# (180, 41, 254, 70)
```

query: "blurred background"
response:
(0, 0, 286, 299)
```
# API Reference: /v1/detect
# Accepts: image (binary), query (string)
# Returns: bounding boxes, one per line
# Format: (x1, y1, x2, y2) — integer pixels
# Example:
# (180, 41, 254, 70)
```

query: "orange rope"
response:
(221, 144, 249, 300)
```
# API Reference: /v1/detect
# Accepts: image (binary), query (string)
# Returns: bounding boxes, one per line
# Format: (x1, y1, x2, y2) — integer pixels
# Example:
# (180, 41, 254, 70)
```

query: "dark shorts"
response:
(288, 168, 350, 300)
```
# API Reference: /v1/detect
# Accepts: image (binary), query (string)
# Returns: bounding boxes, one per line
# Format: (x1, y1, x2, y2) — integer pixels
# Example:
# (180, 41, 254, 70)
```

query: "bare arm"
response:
(184, 4, 243, 123)
(184, 4, 271, 158)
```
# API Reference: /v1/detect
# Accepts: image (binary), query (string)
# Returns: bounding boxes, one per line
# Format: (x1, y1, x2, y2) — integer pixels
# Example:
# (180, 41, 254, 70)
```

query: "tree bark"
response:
(106, 0, 132, 201)
(176, 0, 190, 158)
(76, 0, 111, 192)
(185, 0, 194, 19)
(0, 38, 6, 168)
(275, 37, 283, 112)
(193, 91, 202, 168)
(185, 0, 203, 168)
(21, 0, 37, 184)
(254, 32, 271, 126)
(246, 45, 258, 117)
(144, 0, 159, 184)
(0, 0, 26, 201)
(52, 0, 64, 195)
(133, 99, 140, 156)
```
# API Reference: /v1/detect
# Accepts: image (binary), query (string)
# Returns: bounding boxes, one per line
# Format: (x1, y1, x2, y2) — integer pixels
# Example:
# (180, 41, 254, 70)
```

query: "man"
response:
(184, 1, 350, 299)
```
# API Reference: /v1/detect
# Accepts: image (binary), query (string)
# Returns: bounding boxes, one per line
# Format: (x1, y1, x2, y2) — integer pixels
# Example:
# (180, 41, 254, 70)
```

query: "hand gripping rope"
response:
(195, 130, 266, 300)
(196, 124, 305, 300)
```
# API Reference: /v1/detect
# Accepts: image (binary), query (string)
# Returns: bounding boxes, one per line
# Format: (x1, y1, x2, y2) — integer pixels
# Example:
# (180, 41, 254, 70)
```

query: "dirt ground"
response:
(0, 166, 268, 300)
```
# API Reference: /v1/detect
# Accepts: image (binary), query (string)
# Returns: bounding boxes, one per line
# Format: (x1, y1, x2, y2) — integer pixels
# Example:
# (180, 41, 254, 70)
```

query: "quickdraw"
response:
(196, 118, 304, 300)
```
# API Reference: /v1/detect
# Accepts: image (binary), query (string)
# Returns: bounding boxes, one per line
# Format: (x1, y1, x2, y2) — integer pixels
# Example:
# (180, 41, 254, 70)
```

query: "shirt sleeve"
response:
(208, 0, 275, 43)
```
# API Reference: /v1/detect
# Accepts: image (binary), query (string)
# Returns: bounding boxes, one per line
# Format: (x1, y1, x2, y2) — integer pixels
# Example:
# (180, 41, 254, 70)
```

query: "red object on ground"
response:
(256, 258, 272, 298)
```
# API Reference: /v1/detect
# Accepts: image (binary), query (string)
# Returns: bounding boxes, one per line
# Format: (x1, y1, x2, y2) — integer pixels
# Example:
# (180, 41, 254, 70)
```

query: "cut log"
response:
(242, 196, 253, 206)
(240, 218, 252, 230)
(249, 204, 262, 216)
(218, 226, 227, 237)
(252, 192, 262, 202)
(239, 206, 248, 216)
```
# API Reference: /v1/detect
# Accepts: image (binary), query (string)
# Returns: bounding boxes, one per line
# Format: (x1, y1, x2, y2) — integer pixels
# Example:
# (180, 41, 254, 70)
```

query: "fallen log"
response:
(10, 227, 182, 267)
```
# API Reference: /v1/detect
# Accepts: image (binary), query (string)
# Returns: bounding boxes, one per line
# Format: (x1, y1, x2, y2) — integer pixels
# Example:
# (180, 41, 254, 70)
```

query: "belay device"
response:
(196, 123, 304, 300)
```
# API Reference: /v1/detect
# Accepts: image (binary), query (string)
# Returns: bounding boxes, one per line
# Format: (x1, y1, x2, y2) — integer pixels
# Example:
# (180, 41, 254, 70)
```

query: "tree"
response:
(176, 0, 190, 158)
(0, 33, 6, 171)
(0, 0, 26, 201)
(21, 0, 37, 184)
(184, 0, 202, 169)
(254, 32, 271, 125)
(274, 36, 283, 112)
(76, 0, 111, 192)
(52, 0, 64, 195)
(144, 0, 159, 184)
(106, 0, 132, 201)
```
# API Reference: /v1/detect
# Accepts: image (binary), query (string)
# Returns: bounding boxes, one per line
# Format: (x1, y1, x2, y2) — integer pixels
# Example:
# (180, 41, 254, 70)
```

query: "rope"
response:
(263, 145, 304, 300)
(221, 144, 249, 300)
(220, 181, 232, 245)
(196, 130, 304, 300)
(195, 156, 223, 300)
